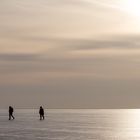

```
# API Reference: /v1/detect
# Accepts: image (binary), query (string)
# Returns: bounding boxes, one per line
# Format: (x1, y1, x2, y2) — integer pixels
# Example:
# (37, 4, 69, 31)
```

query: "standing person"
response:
(39, 106, 45, 120)
(9, 106, 15, 120)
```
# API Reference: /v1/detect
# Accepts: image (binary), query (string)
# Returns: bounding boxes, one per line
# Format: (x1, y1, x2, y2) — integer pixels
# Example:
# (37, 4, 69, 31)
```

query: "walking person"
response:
(9, 106, 15, 120)
(39, 106, 45, 120)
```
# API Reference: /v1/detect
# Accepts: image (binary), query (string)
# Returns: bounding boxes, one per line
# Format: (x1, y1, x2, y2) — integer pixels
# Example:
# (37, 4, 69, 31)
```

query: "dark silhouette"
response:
(39, 106, 45, 120)
(9, 106, 15, 120)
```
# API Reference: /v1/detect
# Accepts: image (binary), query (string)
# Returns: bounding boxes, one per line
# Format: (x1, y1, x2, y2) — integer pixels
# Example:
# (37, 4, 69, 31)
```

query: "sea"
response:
(0, 109, 140, 140)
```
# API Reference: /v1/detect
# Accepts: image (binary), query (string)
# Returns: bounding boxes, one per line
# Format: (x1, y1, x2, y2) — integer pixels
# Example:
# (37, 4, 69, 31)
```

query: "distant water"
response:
(0, 109, 140, 140)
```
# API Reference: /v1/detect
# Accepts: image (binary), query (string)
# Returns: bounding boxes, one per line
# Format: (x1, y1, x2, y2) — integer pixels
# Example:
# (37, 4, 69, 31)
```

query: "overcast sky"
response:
(1, 0, 140, 108)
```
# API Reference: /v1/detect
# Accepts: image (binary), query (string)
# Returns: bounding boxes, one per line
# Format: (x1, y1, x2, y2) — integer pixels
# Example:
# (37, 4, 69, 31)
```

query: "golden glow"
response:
(122, 0, 140, 16)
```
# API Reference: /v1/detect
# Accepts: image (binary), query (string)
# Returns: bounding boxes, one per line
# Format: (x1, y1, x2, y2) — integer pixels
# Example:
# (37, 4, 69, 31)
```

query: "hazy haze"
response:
(1, 0, 140, 108)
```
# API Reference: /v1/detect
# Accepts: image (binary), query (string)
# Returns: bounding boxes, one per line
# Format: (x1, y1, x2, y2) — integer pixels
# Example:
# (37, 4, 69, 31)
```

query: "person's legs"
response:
(9, 114, 11, 120)
(40, 114, 42, 120)
(11, 114, 15, 119)
(40, 114, 45, 120)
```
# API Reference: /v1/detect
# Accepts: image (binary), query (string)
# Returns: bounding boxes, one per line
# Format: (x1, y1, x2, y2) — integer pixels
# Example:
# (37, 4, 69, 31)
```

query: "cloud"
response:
(45, 35, 140, 53)
(0, 53, 39, 61)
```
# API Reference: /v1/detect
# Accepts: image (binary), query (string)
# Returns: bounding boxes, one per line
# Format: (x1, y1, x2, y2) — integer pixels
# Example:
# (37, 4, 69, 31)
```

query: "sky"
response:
(1, 0, 140, 108)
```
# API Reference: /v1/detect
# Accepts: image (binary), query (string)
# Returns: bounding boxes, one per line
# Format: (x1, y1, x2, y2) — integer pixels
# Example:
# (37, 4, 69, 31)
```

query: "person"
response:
(9, 106, 15, 120)
(39, 106, 45, 120)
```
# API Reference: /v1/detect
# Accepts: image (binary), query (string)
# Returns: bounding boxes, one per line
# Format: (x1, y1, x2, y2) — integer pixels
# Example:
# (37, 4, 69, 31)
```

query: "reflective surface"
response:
(0, 109, 140, 140)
